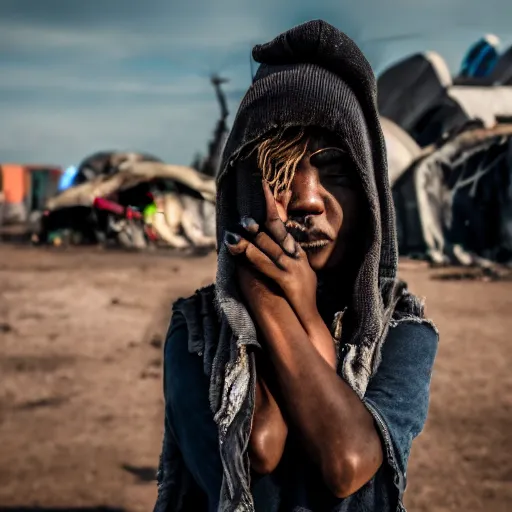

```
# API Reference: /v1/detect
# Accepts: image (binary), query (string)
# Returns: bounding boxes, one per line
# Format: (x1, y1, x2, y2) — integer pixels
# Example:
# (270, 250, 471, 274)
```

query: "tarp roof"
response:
(447, 86, 512, 127)
(46, 162, 215, 211)
(381, 117, 422, 185)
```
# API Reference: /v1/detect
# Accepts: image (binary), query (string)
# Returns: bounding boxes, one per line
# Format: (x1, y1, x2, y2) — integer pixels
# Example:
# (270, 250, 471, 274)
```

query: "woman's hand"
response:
(225, 180, 321, 333)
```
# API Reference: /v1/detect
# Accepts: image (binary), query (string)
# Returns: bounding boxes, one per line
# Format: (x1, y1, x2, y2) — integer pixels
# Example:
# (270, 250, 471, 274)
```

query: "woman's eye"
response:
(320, 166, 357, 187)
(325, 173, 354, 185)
(310, 148, 344, 167)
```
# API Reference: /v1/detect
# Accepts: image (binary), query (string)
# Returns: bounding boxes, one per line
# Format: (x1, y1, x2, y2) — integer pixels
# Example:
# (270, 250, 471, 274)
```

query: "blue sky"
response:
(1, 0, 512, 167)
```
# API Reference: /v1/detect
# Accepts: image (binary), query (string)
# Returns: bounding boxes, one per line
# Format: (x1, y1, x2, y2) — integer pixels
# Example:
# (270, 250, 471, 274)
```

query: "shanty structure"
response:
(378, 51, 512, 147)
(391, 125, 512, 264)
(45, 159, 216, 250)
(381, 117, 423, 186)
(0, 164, 62, 225)
(378, 42, 512, 266)
(46, 162, 215, 211)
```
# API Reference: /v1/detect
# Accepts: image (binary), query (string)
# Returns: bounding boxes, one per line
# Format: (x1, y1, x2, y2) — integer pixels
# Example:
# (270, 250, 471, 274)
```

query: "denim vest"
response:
(153, 286, 438, 512)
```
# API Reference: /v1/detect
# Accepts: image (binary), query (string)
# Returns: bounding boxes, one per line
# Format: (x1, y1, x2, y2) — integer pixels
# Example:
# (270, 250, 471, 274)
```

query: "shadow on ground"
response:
(122, 464, 157, 483)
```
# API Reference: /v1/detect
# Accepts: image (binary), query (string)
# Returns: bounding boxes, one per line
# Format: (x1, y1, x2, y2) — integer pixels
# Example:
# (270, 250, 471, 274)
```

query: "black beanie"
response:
(252, 19, 377, 117)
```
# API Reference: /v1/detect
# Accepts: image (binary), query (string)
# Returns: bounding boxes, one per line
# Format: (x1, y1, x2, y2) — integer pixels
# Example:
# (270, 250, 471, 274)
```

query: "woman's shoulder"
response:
(163, 294, 217, 434)
(163, 302, 209, 405)
(380, 317, 439, 380)
(388, 316, 439, 343)
(164, 283, 219, 375)
(171, 283, 216, 318)
(388, 281, 439, 348)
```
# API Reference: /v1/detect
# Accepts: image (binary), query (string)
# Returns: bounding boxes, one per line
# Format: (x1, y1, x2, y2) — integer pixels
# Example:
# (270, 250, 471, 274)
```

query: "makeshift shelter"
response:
(391, 125, 512, 264)
(458, 35, 500, 80)
(378, 52, 452, 141)
(47, 162, 215, 211)
(0, 164, 62, 225)
(378, 52, 512, 146)
(44, 160, 216, 250)
(381, 117, 423, 186)
(73, 151, 163, 186)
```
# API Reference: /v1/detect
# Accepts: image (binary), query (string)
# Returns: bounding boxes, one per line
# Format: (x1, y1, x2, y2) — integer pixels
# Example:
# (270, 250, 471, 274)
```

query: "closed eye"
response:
(311, 148, 357, 188)
(322, 171, 356, 188)
(309, 147, 346, 167)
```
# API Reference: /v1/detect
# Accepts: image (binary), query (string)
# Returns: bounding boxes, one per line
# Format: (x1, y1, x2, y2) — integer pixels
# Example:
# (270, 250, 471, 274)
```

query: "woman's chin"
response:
(305, 247, 333, 272)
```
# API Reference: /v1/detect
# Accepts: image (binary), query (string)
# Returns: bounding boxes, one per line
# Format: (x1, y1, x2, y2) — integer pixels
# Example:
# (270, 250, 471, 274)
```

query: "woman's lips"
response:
(299, 239, 330, 249)
(285, 222, 332, 250)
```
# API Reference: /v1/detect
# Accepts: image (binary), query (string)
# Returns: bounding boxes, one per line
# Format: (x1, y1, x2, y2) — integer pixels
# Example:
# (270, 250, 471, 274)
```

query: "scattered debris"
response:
(0, 322, 13, 333)
(16, 396, 69, 410)
(140, 368, 160, 379)
(121, 463, 157, 483)
(149, 335, 163, 350)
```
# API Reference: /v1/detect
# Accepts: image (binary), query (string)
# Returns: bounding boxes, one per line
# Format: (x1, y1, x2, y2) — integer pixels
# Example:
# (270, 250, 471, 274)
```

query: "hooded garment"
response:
(155, 20, 435, 512)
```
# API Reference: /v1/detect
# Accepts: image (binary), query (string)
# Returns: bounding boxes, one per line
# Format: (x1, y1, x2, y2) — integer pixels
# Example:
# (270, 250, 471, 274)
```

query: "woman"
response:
(154, 20, 438, 512)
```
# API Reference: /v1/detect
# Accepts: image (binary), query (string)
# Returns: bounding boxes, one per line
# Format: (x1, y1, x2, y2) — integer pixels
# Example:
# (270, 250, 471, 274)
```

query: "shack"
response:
(0, 164, 62, 225)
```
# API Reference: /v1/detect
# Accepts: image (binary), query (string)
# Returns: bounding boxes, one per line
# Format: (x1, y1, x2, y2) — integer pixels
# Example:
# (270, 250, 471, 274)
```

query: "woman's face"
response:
(274, 136, 366, 272)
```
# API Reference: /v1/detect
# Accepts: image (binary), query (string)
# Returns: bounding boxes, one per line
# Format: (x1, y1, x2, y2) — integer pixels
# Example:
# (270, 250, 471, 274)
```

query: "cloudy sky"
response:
(1, 0, 512, 168)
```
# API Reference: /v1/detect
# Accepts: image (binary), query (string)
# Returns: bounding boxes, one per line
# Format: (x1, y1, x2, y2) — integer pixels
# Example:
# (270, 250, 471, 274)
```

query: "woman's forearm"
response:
(249, 298, 383, 498)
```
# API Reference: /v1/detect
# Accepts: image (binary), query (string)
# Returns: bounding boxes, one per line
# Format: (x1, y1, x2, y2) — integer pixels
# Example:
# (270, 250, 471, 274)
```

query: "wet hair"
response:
(255, 126, 310, 197)
(253, 126, 346, 197)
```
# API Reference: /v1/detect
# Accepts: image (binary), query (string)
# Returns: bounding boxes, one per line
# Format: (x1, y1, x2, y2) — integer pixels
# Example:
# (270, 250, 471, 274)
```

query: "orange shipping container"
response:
(0, 164, 62, 224)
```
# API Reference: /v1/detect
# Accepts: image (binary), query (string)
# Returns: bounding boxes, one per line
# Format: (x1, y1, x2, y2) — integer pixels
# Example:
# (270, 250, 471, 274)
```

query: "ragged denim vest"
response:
(153, 282, 438, 512)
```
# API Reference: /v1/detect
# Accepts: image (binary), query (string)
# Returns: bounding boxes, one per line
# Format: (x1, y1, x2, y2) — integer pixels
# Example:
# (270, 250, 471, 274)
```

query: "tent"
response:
(44, 160, 216, 250)
(458, 35, 500, 80)
(381, 117, 423, 186)
(378, 52, 452, 140)
(46, 162, 215, 212)
(391, 125, 512, 264)
(378, 52, 512, 147)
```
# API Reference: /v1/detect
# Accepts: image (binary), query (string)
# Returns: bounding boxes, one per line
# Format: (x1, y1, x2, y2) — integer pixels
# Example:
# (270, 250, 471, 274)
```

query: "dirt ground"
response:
(0, 245, 510, 512)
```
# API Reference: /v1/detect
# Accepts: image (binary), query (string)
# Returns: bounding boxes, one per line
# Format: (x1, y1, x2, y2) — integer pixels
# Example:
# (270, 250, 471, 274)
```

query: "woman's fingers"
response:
(245, 242, 284, 280)
(261, 181, 298, 256)
(224, 230, 283, 280)
(252, 232, 289, 269)
(240, 216, 260, 235)
(224, 231, 249, 255)
(234, 224, 289, 270)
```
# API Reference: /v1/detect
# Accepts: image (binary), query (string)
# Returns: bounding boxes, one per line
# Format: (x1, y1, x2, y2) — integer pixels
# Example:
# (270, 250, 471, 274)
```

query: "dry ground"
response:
(0, 245, 510, 511)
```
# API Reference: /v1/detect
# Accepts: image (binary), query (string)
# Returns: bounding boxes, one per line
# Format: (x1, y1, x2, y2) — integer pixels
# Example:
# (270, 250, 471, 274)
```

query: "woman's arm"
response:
(242, 280, 383, 498)
(245, 272, 338, 475)
(249, 376, 288, 474)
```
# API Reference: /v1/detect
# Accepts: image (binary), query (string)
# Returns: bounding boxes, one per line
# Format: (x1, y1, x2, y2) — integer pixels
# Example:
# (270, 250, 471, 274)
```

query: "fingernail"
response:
(283, 235, 297, 254)
(224, 231, 241, 245)
(240, 216, 259, 232)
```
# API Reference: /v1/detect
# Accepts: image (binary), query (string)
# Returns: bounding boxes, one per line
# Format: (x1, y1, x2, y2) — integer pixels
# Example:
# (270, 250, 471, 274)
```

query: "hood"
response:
(215, 20, 398, 362)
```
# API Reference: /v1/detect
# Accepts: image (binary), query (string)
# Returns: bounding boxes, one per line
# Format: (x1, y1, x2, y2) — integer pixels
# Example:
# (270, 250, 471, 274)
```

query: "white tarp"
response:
(46, 163, 215, 211)
(447, 86, 512, 128)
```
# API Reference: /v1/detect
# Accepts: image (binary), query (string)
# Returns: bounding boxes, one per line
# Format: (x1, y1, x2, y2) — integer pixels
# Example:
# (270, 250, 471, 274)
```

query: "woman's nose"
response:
(286, 168, 325, 219)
